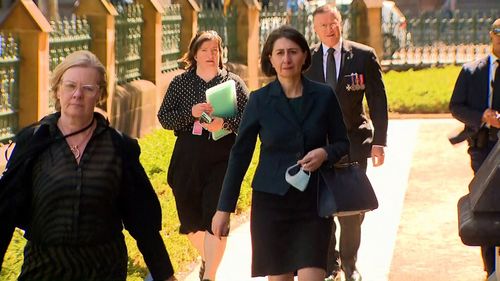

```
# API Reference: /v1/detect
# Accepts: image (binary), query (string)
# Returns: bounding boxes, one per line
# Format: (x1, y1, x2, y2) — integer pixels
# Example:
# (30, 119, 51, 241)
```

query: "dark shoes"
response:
(325, 269, 362, 281)
(325, 269, 342, 281)
(345, 270, 362, 281)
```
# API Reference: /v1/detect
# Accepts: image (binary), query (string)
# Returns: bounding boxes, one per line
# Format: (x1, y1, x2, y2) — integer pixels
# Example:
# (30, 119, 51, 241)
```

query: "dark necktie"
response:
(326, 48, 337, 91)
(493, 59, 499, 110)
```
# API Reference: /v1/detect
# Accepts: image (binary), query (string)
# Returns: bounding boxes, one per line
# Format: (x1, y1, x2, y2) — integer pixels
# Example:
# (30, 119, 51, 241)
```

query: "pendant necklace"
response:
(59, 119, 95, 160)
(69, 138, 86, 159)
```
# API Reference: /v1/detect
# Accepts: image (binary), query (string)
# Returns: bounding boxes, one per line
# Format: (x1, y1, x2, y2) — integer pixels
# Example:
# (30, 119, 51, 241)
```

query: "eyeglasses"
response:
(59, 81, 100, 96)
(492, 27, 500, 35)
(317, 22, 341, 30)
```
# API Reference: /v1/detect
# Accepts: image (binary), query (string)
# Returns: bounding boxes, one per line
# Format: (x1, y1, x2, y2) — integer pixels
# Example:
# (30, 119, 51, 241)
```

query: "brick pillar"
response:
(0, 0, 52, 127)
(137, 0, 163, 84)
(75, 0, 118, 113)
(178, 0, 200, 55)
(236, 0, 261, 90)
(364, 0, 383, 58)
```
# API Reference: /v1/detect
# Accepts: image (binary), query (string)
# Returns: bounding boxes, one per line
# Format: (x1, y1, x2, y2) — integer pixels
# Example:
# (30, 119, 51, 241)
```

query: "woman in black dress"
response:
(0, 50, 175, 281)
(212, 26, 349, 281)
(157, 30, 249, 281)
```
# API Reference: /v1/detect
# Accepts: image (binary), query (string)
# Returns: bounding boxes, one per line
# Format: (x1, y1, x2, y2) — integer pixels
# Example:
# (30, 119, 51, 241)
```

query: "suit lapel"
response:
(478, 57, 490, 107)
(268, 80, 301, 129)
(337, 41, 354, 93)
(301, 78, 316, 124)
(310, 44, 326, 83)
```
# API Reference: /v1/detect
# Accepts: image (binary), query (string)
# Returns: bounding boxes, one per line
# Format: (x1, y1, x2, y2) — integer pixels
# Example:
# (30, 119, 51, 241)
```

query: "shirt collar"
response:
(321, 38, 343, 57)
(490, 53, 499, 66)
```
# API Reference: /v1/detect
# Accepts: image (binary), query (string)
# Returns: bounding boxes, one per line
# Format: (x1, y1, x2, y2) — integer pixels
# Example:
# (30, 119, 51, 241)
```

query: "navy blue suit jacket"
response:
(217, 77, 349, 212)
(304, 40, 388, 161)
(450, 56, 495, 141)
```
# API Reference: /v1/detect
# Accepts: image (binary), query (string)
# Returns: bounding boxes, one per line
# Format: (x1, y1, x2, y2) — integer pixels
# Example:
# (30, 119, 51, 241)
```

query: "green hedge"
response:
(384, 66, 461, 113)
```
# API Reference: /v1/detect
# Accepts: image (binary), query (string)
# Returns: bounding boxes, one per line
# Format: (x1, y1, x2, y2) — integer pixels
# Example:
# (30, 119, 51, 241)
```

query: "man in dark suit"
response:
(449, 18, 500, 279)
(304, 5, 388, 281)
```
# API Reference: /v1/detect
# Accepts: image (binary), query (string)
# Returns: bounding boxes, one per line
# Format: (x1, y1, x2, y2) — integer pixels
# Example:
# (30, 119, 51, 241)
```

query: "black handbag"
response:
(457, 138, 500, 246)
(457, 194, 500, 246)
(317, 162, 378, 218)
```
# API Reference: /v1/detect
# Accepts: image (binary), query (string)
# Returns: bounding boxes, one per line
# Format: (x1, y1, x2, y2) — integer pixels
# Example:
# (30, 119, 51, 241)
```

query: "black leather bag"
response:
(457, 194, 500, 246)
(457, 138, 500, 246)
(317, 162, 378, 218)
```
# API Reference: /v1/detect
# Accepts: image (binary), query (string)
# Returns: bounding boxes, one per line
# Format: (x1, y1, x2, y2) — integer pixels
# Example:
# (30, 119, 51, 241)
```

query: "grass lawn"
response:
(384, 65, 461, 113)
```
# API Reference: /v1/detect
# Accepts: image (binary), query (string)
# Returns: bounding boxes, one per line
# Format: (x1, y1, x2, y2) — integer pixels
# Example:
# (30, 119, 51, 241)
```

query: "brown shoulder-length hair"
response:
(181, 30, 224, 70)
(50, 50, 108, 111)
(260, 26, 312, 77)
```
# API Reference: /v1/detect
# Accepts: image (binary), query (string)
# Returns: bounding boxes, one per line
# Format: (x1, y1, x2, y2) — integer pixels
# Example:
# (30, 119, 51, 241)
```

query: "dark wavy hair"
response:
(181, 30, 224, 70)
(260, 26, 312, 77)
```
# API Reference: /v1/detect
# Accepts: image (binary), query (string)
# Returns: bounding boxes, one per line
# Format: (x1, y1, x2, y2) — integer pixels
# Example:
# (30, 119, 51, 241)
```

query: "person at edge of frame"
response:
(157, 30, 249, 281)
(304, 4, 388, 281)
(0, 50, 176, 281)
(449, 18, 500, 280)
(212, 25, 350, 281)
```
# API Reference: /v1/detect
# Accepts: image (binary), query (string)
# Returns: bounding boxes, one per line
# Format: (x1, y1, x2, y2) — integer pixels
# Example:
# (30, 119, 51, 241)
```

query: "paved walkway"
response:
(181, 118, 485, 281)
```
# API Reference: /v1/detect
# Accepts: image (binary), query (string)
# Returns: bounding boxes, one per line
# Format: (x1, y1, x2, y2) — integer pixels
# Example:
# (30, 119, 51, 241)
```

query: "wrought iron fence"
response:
(160, 3, 181, 72)
(49, 16, 92, 72)
(197, 3, 231, 62)
(407, 10, 497, 48)
(259, 1, 320, 52)
(115, 2, 144, 84)
(225, 5, 238, 62)
(382, 43, 489, 69)
(0, 33, 19, 143)
(259, 8, 287, 52)
(48, 16, 92, 111)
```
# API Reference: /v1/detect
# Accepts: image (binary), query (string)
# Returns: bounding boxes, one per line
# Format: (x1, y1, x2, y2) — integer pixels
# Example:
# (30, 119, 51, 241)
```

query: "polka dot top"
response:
(158, 68, 249, 134)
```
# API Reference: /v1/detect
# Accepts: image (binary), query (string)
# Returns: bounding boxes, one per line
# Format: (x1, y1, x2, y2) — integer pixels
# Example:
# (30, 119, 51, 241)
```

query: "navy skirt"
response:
(250, 173, 332, 277)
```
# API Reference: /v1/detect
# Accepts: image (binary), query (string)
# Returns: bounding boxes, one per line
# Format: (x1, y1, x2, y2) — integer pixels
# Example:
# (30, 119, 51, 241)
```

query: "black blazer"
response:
(304, 40, 388, 161)
(0, 113, 174, 279)
(217, 77, 349, 212)
(450, 56, 495, 141)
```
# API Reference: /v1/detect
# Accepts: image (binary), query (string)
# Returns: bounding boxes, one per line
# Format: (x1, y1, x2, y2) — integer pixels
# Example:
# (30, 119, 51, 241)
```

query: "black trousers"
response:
(468, 140, 497, 276)
(327, 158, 368, 276)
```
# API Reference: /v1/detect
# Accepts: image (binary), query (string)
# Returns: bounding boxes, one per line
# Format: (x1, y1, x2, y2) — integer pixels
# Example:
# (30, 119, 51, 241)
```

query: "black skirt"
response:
(168, 131, 236, 234)
(250, 173, 332, 277)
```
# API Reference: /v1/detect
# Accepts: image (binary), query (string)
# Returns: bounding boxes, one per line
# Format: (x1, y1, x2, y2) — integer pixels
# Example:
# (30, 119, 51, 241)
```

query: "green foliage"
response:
(0, 229, 25, 280)
(384, 66, 462, 113)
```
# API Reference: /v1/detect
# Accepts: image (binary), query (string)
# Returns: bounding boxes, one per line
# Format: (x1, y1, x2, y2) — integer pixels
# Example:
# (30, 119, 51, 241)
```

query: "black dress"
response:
(157, 68, 249, 234)
(250, 97, 332, 277)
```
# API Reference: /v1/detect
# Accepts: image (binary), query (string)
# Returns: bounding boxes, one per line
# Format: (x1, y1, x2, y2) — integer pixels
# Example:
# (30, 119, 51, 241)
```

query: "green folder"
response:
(206, 80, 237, 140)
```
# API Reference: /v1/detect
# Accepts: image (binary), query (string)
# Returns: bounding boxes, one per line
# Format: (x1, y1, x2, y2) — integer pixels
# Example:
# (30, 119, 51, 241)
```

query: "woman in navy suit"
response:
(212, 26, 349, 281)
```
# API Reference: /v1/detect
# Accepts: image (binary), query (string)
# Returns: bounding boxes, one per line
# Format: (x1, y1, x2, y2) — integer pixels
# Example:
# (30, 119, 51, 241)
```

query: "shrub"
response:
(384, 66, 461, 113)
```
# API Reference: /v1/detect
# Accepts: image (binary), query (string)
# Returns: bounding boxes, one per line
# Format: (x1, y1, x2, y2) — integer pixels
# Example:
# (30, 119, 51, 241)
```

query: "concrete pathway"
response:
(181, 119, 485, 281)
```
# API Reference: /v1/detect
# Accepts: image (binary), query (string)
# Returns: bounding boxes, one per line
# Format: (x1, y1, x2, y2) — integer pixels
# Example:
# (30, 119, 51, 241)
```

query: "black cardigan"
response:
(0, 112, 174, 280)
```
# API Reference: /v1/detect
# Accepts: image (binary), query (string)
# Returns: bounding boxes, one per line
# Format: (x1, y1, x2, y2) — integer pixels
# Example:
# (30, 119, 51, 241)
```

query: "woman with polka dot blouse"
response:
(157, 30, 249, 281)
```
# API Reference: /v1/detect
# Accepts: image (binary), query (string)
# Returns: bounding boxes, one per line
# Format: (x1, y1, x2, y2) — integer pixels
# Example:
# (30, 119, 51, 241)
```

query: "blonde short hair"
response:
(50, 50, 108, 111)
